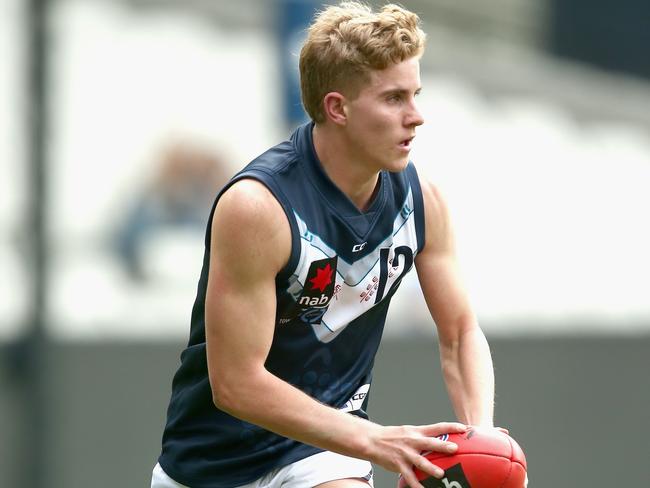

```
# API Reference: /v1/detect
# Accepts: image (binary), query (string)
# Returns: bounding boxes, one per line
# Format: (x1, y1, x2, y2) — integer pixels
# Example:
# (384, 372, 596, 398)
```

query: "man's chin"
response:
(385, 157, 410, 173)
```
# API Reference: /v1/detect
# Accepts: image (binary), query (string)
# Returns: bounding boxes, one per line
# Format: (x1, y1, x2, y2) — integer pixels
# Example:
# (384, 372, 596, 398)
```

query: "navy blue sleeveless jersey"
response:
(158, 122, 426, 488)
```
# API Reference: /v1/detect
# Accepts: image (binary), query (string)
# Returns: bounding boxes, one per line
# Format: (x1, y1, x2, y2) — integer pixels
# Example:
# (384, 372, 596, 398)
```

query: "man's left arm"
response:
(414, 179, 495, 427)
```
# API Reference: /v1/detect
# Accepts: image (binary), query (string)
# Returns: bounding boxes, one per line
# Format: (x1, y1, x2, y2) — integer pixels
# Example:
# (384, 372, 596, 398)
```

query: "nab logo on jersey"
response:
(298, 256, 338, 309)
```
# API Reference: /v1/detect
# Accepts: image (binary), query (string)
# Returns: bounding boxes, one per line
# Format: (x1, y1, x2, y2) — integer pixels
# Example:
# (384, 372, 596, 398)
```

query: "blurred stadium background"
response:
(1, 0, 649, 486)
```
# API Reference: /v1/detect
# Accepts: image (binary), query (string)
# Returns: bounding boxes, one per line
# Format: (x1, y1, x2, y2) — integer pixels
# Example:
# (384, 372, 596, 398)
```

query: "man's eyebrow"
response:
(379, 87, 422, 96)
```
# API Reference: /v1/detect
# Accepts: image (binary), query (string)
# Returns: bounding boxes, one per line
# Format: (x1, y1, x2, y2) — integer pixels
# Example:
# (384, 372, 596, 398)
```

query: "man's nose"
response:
(406, 100, 424, 127)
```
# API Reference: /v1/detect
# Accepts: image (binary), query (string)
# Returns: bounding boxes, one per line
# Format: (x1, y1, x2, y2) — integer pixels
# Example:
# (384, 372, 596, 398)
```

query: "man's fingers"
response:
(410, 425, 463, 453)
(415, 422, 473, 454)
(414, 435, 458, 454)
(414, 455, 445, 479)
(399, 468, 425, 488)
(418, 422, 467, 437)
(400, 454, 445, 487)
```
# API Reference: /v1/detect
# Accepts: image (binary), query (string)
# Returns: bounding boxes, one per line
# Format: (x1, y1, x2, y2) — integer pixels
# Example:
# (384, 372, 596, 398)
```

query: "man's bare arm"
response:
(415, 180, 495, 427)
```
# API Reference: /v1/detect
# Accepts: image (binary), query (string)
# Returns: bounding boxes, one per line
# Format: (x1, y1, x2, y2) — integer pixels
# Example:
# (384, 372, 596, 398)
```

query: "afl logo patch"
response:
(298, 256, 338, 308)
(436, 433, 449, 442)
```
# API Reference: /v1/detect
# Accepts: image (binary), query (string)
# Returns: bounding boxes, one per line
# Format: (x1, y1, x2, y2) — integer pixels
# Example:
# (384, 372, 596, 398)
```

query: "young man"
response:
(152, 3, 504, 488)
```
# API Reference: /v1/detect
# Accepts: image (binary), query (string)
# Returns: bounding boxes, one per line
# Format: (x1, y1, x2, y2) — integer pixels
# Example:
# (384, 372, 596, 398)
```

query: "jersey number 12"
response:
(374, 246, 414, 304)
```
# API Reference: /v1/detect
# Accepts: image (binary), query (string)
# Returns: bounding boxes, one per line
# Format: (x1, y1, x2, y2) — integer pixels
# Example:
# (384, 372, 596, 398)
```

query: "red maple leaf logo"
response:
(309, 263, 333, 292)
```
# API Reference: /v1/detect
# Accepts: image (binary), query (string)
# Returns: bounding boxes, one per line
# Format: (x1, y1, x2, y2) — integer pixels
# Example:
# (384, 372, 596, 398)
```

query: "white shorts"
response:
(151, 450, 374, 488)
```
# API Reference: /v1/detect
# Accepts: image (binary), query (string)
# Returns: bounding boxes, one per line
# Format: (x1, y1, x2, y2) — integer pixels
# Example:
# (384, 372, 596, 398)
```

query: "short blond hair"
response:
(299, 2, 426, 123)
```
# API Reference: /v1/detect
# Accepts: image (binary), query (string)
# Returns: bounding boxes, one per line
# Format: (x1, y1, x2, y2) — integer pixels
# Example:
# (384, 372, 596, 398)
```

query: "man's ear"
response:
(322, 92, 347, 125)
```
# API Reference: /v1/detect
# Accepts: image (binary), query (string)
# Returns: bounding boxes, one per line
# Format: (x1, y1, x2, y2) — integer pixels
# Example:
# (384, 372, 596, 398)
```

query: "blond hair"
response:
(299, 2, 426, 123)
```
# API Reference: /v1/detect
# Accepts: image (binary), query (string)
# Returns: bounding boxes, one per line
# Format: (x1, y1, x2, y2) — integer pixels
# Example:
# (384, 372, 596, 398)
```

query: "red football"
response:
(399, 427, 527, 488)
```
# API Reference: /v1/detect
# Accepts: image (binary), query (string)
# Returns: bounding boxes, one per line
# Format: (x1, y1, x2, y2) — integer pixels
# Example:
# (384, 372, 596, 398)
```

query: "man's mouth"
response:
(399, 136, 415, 148)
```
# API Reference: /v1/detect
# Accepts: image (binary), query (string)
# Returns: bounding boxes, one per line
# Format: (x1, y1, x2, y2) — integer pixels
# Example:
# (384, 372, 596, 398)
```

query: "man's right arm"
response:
(204, 178, 464, 488)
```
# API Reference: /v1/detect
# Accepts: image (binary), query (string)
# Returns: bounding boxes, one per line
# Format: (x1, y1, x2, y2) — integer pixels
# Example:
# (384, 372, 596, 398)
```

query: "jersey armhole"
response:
(406, 162, 426, 254)
(210, 170, 300, 284)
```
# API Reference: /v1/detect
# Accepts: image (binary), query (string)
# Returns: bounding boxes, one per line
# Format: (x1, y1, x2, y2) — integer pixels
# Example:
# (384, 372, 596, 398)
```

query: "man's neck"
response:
(312, 123, 380, 212)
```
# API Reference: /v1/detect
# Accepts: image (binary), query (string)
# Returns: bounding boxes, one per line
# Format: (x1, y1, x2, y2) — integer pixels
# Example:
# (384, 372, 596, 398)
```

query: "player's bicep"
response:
(204, 180, 291, 397)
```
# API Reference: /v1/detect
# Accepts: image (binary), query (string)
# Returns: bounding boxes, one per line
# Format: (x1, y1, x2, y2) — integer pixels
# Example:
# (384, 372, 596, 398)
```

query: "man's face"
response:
(342, 56, 424, 173)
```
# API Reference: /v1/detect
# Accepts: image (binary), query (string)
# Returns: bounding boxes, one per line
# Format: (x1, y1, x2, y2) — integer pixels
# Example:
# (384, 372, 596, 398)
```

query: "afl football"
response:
(399, 427, 527, 488)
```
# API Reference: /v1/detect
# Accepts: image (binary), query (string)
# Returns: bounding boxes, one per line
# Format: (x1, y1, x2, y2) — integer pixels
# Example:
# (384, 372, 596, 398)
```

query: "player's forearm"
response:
(440, 324, 495, 426)
(212, 367, 376, 459)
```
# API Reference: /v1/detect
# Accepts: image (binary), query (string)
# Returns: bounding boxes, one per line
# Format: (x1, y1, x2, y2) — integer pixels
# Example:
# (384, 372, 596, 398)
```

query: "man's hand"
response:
(365, 422, 466, 488)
